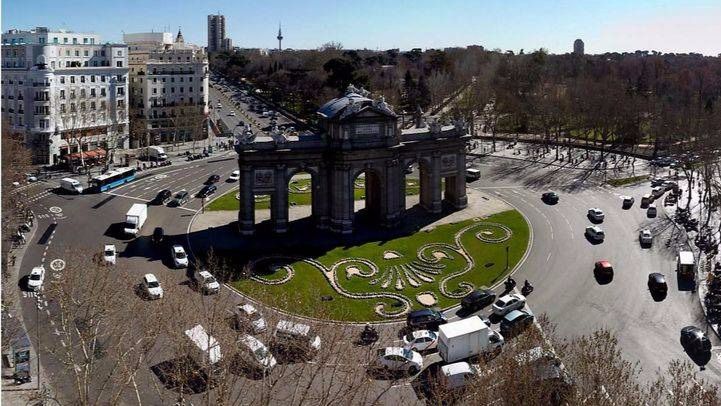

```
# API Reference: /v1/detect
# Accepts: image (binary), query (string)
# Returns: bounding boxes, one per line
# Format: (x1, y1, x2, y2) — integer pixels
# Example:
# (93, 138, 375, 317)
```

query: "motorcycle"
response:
(360, 326, 379, 344)
(521, 282, 534, 296)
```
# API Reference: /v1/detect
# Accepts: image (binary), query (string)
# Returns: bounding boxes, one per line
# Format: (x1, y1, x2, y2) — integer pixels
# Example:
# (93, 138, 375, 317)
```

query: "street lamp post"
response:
(505, 246, 510, 271)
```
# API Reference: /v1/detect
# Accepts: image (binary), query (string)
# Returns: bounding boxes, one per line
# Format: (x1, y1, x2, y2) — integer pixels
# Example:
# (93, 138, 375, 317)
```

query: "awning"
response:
(64, 148, 107, 161)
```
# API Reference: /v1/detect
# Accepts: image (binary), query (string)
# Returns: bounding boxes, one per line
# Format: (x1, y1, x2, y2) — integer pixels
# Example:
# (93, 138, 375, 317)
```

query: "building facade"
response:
(207, 14, 227, 53)
(573, 39, 584, 55)
(1, 27, 129, 166)
(124, 30, 209, 146)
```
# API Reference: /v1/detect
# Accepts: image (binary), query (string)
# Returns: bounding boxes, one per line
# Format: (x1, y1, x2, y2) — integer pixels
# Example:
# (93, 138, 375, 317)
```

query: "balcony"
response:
(32, 82, 51, 87)
(33, 96, 50, 102)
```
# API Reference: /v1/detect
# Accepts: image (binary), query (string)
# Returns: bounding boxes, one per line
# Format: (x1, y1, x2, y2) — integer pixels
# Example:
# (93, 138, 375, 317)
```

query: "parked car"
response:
(155, 189, 172, 205)
(228, 111, 236, 116)
(639, 229, 653, 246)
(171, 190, 190, 206)
(641, 193, 653, 208)
(585, 226, 605, 242)
(621, 195, 635, 209)
(234, 303, 267, 333)
(171, 244, 188, 268)
(680, 326, 712, 354)
(236, 334, 277, 373)
(651, 178, 666, 187)
(142, 274, 163, 299)
(438, 362, 480, 390)
(375, 347, 423, 375)
(587, 208, 605, 222)
(407, 309, 447, 331)
(460, 289, 496, 311)
(147, 229, 162, 247)
(651, 186, 665, 198)
(542, 191, 559, 204)
(402, 330, 438, 352)
(103, 244, 116, 265)
(647, 204, 658, 218)
(197, 185, 217, 198)
(206, 174, 221, 184)
(648, 273, 667, 294)
(194, 270, 220, 295)
(492, 293, 526, 316)
(229, 170, 240, 181)
(594, 260, 613, 277)
(27, 266, 46, 291)
(664, 194, 677, 206)
(500, 309, 535, 337)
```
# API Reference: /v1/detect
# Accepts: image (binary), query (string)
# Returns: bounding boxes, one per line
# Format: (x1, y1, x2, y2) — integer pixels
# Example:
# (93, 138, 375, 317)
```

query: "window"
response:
(80, 89, 86, 98)
(69, 89, 76, 99)
(101, 75, 106, 82)
(73, 38, 78, 44)
(90, 89, 96, 97)
(59, 90, 65, 99)
(100, 100, 106, 110)
(117, 87, 125, 96)
(65, 50, 70, 56)
(189, 87, 193, 92)
(90, 75, 95, 83)
(70, 76, 75, 84)
(116, 50, 122, 56)
(80, 76, 85, 83)
(51, 61, 55, 69)
(116, 61, 122, 68)
(180, 87, 184, 93)
(171, 77, 175, 83)
(84, 61, 88, 67)
(60, 76, 65, 84)
(90, 101, 96, 110)
(83, 38, 88, 44)
(90, 38, 95, 44)
(75, 50, 80, 56)
(100, 50, 105, 57)
(63, 37, 68, 44)
(100, 88, 106, 96)
(189, 76, 193, 82)
(80, 102, 86, 111)
(171, 87, 175, 93)
(152, 88, 157, 94)
(60, 104, 66, 113)
(117, 100, 125, 108)
(53, 37, 58, 44)
(84, 50, 88, 56)
(39, 37, 45, 44)
(70, 103, 76, 112)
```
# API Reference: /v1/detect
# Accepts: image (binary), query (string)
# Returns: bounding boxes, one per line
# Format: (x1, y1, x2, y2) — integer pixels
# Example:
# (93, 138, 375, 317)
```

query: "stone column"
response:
(315, 164, 330, 230)
(382, 158, 402, 228)
(444, 151, 468, 209)
(420, 153, 442, 214)
(272, 165, 289, 233)
(330, 164, 353, 234)
(237, 165, 255, 235)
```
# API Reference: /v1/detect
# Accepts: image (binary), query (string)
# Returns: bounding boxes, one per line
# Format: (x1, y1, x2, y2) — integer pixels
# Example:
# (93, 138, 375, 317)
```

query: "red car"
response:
(594, 260, 613, 277)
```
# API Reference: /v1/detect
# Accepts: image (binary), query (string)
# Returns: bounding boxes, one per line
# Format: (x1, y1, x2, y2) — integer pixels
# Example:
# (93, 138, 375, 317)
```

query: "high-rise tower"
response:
(207, 14, 226, 52)
(277, 23, 283, 51)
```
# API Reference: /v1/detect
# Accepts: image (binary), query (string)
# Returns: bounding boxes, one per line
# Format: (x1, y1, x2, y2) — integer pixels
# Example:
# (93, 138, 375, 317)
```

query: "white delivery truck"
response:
(184, 324, 222, 374)
(145, 146, 168, 161)
(438, 316, 504, 363)
(676, 251, 695, 279)
(59, 178, 83, 194)
(123, 203, 148, 236)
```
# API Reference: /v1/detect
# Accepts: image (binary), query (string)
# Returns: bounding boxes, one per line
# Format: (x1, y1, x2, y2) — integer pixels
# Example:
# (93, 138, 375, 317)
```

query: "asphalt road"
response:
(209, 81, 293, 137)
(14, 128, 721, 402)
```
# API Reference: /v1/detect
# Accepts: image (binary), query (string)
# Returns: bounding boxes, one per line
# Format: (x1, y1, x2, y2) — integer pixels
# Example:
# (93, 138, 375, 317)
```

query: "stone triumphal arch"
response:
(235, 86, 470, 235)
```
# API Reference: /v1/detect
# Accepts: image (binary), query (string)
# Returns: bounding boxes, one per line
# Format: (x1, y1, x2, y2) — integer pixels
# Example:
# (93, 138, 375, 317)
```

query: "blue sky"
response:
(3, 0, 720, 55)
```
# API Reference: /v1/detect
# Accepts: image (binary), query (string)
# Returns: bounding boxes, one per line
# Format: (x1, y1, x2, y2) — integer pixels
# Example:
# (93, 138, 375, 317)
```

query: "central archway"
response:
(352, 168, 384, 226)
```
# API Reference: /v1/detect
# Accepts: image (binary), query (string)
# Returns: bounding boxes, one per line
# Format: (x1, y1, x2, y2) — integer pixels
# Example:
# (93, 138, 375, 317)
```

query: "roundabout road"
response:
(470, 155, 721, 382)
(14, 150, 721, 404)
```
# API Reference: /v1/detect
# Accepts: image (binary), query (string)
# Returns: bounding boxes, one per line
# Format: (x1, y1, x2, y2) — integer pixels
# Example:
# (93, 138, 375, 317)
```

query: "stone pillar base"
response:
(330, 219, 353, 234)
(422, 201, 443, 214)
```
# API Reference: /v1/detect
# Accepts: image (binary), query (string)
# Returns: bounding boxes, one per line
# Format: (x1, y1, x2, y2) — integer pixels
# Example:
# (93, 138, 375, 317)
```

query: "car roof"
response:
(276, 320, 310, 335)
(198, 270, 213, 278)
(649, 272, 665, 280)
(597, 260, 612, 268)
(144, 273, 158, 282)
(441, 362, 473, 376)
(410, 330, 435, 339)
(238, 334, 265, 351)
(172, 245, 184, 252)
(504, 310, 527, 321)
(409, 308, 439, 317)
(239, 303, 257, 314)
(383, 347, 409, 357)
(104, 244, 115, 250)
(31, 266, 44, 274)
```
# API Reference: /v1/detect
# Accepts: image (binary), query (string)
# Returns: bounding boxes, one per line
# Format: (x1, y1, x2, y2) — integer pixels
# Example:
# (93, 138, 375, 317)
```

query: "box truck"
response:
(59, 178, 83, 194)
(123, 203, 147, 236)
(437, 316, 504, 363)
(676, 251, 695, 278)
(185, 324, 222, 375)
(145, 146, 167, 161)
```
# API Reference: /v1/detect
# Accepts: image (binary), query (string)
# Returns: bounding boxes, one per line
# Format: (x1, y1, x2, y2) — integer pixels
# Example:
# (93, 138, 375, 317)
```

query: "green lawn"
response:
(208, 177, 425, 211)
(607, 175, 648, 187)
(230, 209, 530, 322)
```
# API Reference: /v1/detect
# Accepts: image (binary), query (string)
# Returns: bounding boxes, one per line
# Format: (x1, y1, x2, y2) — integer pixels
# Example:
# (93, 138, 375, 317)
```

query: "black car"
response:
(542, 191, 559, 204)
(680, 326, 712, 354)
(647, 273, 667, 294)
(460, 289, 496, 311)
(171, 190, 190, 206)
(500, 310, 535, 337)
(206, 174, 220, 184)
(152, 227, 164, 244)
(155, 189, 172, 205)
(406, 309, 447, 331)
(197, 185, 217, 198)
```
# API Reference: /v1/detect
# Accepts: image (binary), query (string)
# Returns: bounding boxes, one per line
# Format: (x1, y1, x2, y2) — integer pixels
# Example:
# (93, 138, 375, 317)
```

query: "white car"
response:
(375, 347, 423, 375)
(587, 208, 605, 222)
(492, 293, 527, 316)
(440, 362, 480, 390)
(402, 330, 438, 352)
(171, 245, 188, 268)
(621, 195, 635, 208)
(228, 111, 236, 116)
(647, 204, 658, 218)
(142, 274, 163, 299)
(196, 270, 220, 295)
(26, 174, 38, 182)
(237, 334, 277, 372)
(235, 303, 267, 333)
(585, 226, 605, 242)
(229, 170, 240, 181)
(639, 229, 653, 246)
(103, 244, 116, 265)
(27, 266, 46, 291)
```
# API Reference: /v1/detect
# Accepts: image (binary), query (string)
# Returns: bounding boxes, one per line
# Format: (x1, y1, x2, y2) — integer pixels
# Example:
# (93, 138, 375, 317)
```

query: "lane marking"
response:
(546, 252, 552, 262)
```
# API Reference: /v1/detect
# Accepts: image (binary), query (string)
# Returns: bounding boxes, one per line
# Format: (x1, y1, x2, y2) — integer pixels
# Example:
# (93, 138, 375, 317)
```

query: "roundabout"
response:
(225, 209, 529, 322)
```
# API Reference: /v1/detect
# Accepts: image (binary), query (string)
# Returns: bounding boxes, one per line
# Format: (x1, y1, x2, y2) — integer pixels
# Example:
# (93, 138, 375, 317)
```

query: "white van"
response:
(465, 168, 481, 181)
(236, 335, 277, 373)
(677, 251, 695, 278)
(185, 324, 222, 374)
(274, 320, 321, 355)
(60, 178, 83, 194)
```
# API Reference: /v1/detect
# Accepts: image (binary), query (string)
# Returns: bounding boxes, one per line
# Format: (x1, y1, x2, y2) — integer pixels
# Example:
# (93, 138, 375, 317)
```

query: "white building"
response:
(124, 30, 209, 146)
(1, 27, 129, 166)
